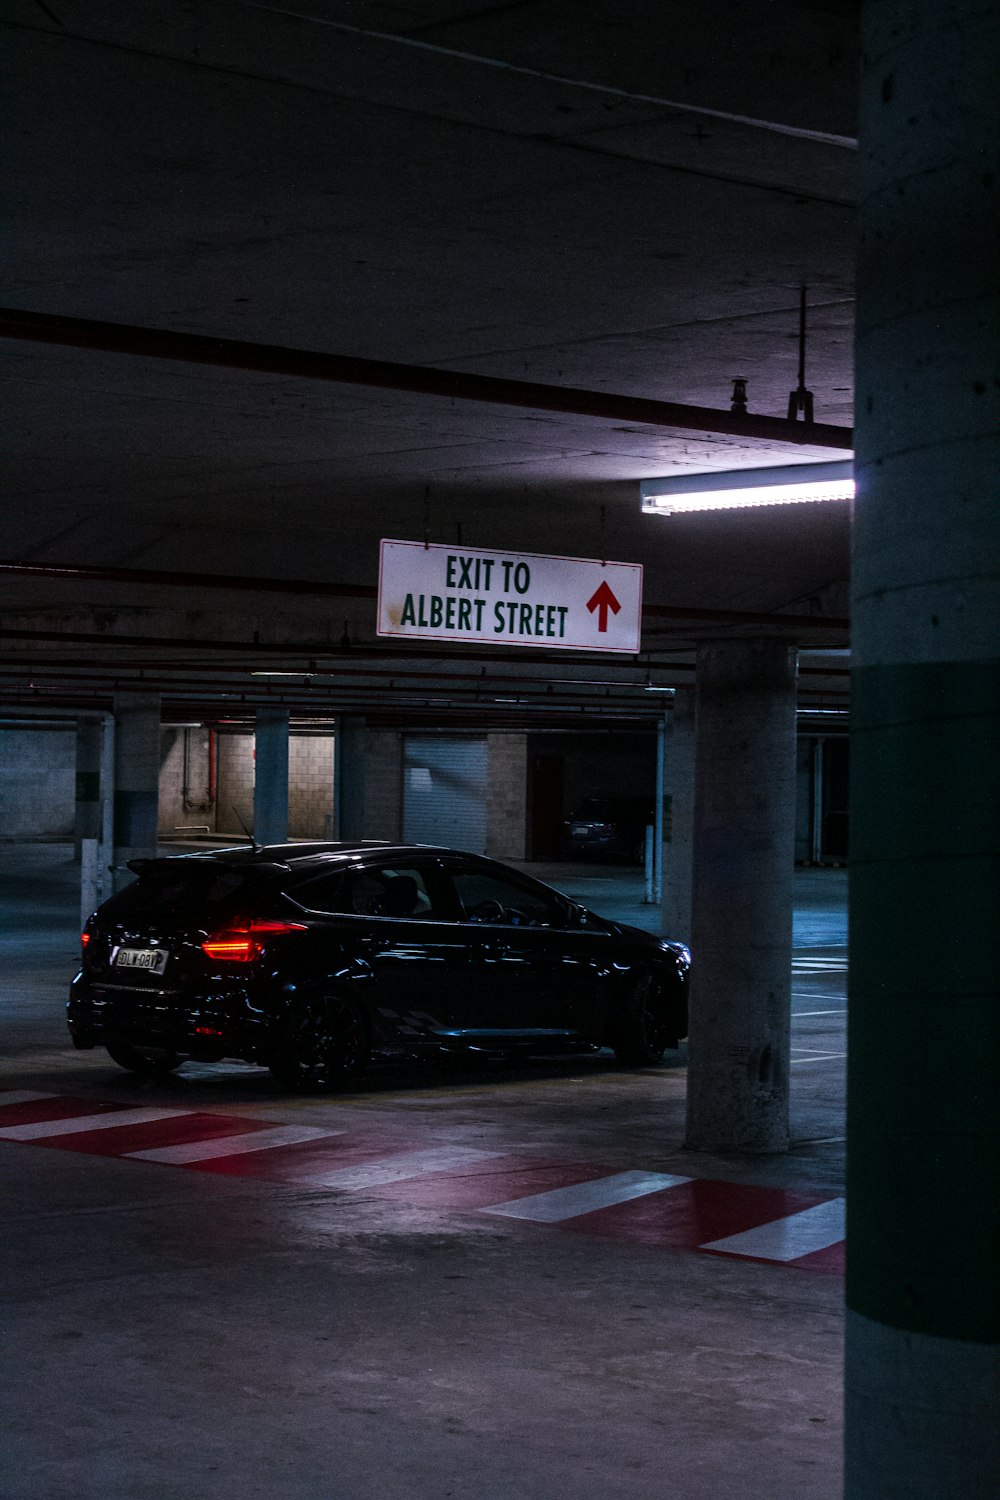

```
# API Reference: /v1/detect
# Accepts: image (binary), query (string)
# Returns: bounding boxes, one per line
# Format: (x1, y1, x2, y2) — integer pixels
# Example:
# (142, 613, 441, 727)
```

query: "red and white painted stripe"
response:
(0, 1089, 844, 1273)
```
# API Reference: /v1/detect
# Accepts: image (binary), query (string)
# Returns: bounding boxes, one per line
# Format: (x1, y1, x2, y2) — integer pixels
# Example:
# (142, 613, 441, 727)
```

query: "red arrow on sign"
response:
(586, 580, 622, 633)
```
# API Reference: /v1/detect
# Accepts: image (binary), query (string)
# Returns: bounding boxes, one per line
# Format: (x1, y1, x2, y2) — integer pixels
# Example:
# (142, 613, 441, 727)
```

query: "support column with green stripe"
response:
(846, 3, 1000, 1493)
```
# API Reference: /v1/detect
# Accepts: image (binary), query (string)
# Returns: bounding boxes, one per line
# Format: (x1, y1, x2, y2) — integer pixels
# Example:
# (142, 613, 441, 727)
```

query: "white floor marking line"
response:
(701, 1197, 845, 1262)
(790, 1053, 847, 1065)
(306, 1145, 505, 1190)
(0, 1091, 59, 1107)
(483, 1170, 693, 1223)
(0, 1106, 192, 1141)
(127, 1124, 344, 1164)
(793, 1007, 847, 1015)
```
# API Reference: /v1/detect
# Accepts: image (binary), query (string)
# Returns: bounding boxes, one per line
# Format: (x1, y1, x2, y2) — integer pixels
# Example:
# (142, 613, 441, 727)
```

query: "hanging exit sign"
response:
(377, 539, 643, 653)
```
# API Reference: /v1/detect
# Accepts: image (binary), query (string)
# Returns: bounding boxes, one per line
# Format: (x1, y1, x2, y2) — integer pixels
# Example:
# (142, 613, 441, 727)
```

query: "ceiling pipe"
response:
(0, 308, 854, 450)
(0, 563, 850, 635)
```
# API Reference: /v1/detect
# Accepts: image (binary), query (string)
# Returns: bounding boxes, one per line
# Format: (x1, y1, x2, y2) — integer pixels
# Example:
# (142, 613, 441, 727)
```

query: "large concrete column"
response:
(112, 693, 160, 886)
(845, 4, 1000, 1494)
(334, 716, 367, 841)
(253, 709, 289, 846)
(74, 718, 102, 858)
(661, 686, 695, 942)
(685, 639, 798, 1153)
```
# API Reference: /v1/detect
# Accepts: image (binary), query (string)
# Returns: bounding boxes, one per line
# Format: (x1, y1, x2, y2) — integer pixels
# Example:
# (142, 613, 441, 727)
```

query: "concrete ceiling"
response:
(0, 0, 858, 727)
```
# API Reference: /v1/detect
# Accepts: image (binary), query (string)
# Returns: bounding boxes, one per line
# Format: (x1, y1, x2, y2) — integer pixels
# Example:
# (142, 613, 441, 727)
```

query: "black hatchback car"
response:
(68, 842, 689, 1088)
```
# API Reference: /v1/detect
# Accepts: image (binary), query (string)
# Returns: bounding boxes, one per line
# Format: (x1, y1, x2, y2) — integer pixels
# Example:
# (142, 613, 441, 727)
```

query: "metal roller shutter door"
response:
(402, 738, 487, 853)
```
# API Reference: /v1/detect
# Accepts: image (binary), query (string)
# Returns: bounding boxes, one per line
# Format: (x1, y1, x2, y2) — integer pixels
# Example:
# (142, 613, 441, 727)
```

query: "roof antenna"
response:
(233, 806, 261, 853)
(787, 285, 814, 423)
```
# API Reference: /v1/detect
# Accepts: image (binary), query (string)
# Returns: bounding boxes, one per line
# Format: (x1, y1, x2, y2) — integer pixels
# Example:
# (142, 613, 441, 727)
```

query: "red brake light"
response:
(81, 931, 91, 948)
(200, 919, 306, 963)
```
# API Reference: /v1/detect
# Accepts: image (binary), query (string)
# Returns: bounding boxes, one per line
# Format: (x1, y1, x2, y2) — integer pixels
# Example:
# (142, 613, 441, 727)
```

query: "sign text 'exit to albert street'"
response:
(377, 540, 643, 653)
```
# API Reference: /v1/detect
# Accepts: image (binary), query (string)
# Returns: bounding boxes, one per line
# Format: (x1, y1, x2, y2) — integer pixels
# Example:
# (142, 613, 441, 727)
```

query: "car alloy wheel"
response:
(612, 974, 672, 1067)
(270, 995, 369, 1089)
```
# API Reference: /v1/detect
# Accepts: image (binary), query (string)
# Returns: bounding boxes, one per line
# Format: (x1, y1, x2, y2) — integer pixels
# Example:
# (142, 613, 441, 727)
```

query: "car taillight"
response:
(200, 919, 307, 963)
(81, 930, 91, 950)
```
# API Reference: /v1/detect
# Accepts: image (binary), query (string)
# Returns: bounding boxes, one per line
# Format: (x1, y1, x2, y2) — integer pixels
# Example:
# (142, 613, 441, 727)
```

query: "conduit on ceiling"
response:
(0, 308, 854, 450)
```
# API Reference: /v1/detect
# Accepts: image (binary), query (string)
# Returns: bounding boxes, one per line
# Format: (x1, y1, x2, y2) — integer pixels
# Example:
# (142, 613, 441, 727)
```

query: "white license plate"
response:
(114, 947, 169, 976)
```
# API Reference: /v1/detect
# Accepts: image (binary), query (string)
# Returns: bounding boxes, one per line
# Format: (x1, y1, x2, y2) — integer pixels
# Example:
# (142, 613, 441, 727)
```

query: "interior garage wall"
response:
(0, 728, 75, 837)
(362, 730, 403, 841)
(215, 732, 255, 837)
(205, 730, 336, 840)
(159, 727, 214, 836)
(288, 735, 335, 838)
(486, 733, 528, 860)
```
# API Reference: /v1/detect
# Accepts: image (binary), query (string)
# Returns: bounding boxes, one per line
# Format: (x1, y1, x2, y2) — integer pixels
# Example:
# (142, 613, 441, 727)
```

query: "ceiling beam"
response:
(0, 308, 853, 450)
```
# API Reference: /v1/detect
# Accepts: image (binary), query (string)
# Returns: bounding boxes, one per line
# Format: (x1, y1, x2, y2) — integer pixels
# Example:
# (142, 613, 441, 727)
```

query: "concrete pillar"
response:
(112, 693, 160, 887)
(685, 639, 798, 1153)
(485, 733, 528, 860)
(661, 686, 695, 942)
(334, 716, 367, 841)
(845, 4, 1000, 1494)
(74, 718, 102, 858)
(253, 709, 289, 846)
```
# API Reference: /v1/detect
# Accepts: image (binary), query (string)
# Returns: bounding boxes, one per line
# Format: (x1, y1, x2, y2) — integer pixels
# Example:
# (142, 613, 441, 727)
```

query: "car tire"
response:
(105, 1040, 183, 1076)
(269, 994, 370, 1090)
(611, 974, 676, 1067)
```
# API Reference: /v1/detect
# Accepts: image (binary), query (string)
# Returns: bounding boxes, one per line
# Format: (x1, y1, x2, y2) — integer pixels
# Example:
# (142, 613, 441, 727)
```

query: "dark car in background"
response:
(68, 842, 689, 1088)
(564, 797, 654, 863)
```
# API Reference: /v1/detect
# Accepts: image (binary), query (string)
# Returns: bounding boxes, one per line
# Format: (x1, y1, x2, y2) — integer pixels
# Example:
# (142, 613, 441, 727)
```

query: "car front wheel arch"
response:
(268, 990, 371, 1091)
(608, 971, 681, 1067)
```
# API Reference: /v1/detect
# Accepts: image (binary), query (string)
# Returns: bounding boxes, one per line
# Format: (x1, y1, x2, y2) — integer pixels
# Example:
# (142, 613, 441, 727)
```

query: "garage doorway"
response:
(402, 738, 487, 853)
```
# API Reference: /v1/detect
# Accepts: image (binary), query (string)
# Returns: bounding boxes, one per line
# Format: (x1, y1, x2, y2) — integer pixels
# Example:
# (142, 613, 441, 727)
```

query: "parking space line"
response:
(790, 1053, 846, 1065)
(0, 1106, 193, 1141)
(126, 1124, 344, 1164)
(305, 1145, 504, 1190)
(482, 1169, 693, 1222)
(701, 1197, 845, 1262)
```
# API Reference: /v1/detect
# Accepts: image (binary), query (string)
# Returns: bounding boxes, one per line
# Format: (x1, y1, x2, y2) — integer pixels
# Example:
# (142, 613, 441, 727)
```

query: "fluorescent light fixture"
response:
(641, 461, 854, 516)
(251, 670, 316, 678)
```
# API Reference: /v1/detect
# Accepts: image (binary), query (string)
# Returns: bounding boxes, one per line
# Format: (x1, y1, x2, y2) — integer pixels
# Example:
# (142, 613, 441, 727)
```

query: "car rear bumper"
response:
(67, 976, 274, 1062)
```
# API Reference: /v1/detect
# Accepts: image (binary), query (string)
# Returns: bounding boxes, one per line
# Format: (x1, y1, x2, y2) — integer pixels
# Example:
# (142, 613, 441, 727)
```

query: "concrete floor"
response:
(1, 844, 847, 1500)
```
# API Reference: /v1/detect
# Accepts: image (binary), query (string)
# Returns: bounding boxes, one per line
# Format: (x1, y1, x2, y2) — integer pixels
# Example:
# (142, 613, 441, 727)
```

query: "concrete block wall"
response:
(215, 732, 255, 837)
(158, 727, 215, 835)
(289, 735, 335, 838)
(0, 728, 75, 837)
(205, 731, 336, 839)
(486, 733, 528, 859)
(362, 730, 403, 840)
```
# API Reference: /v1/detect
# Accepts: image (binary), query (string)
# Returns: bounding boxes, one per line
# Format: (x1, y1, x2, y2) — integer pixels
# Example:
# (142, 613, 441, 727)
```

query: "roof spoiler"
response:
(125, 855, 292, 876)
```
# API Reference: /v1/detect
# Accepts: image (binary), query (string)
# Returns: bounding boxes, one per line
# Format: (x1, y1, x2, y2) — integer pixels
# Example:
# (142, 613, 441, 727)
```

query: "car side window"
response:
(287, 869, 351, 913)
(450, 869, 559, 928)
(347, 865, 439, 919)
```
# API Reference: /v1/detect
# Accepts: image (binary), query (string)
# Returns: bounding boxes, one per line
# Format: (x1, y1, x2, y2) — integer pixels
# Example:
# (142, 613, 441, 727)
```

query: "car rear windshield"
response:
(110, 863, 283, 919)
